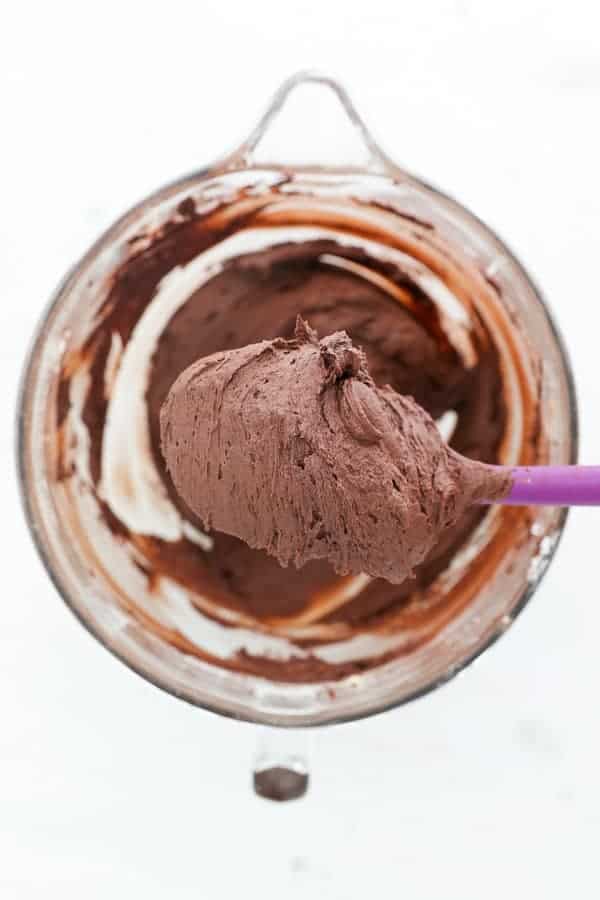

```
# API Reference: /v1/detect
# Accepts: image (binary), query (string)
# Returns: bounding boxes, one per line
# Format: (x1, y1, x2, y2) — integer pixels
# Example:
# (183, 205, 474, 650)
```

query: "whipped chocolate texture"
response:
(52, 180, 542, 683)
(161, 319, 511, 584)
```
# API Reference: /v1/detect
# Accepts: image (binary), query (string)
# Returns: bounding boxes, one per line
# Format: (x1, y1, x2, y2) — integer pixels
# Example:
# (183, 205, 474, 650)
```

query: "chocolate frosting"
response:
(161, 318, 510, 584)
(52, 181, 541, 682)
(141, 237, 509, 627)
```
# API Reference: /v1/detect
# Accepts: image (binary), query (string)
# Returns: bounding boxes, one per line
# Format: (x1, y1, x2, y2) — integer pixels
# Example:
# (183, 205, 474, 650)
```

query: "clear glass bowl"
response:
(17, 72, 577, 728)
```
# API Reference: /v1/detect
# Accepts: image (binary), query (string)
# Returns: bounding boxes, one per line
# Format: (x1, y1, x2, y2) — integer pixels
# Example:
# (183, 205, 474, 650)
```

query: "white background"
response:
(2, 1, 600, 897)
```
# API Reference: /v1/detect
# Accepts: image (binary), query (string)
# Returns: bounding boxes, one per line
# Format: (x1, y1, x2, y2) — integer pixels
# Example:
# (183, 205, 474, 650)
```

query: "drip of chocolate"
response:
(161, 319, 510, 584)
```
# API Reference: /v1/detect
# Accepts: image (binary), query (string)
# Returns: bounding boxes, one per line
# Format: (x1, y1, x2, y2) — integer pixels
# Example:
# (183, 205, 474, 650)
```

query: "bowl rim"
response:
(16, 160, 579, 728)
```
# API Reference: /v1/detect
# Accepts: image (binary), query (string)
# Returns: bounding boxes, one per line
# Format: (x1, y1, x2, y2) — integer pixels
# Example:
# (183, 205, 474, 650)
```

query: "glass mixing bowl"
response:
(18, 73, 577, 742)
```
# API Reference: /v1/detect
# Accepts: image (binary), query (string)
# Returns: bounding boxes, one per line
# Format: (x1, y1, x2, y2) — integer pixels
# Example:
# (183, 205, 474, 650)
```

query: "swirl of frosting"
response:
(160, 318, 509, 584)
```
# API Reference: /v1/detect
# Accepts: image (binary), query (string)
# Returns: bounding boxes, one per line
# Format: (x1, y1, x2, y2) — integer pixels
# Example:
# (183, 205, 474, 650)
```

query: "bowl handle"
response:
(226, 70, 401, 176)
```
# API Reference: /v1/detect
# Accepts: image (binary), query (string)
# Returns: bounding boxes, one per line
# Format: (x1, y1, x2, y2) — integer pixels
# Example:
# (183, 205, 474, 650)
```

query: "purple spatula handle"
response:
(502, 466, 600, 506)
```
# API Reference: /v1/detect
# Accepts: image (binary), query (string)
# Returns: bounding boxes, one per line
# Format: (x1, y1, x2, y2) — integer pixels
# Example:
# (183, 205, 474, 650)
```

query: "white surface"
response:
(2, 1, 600, 897)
